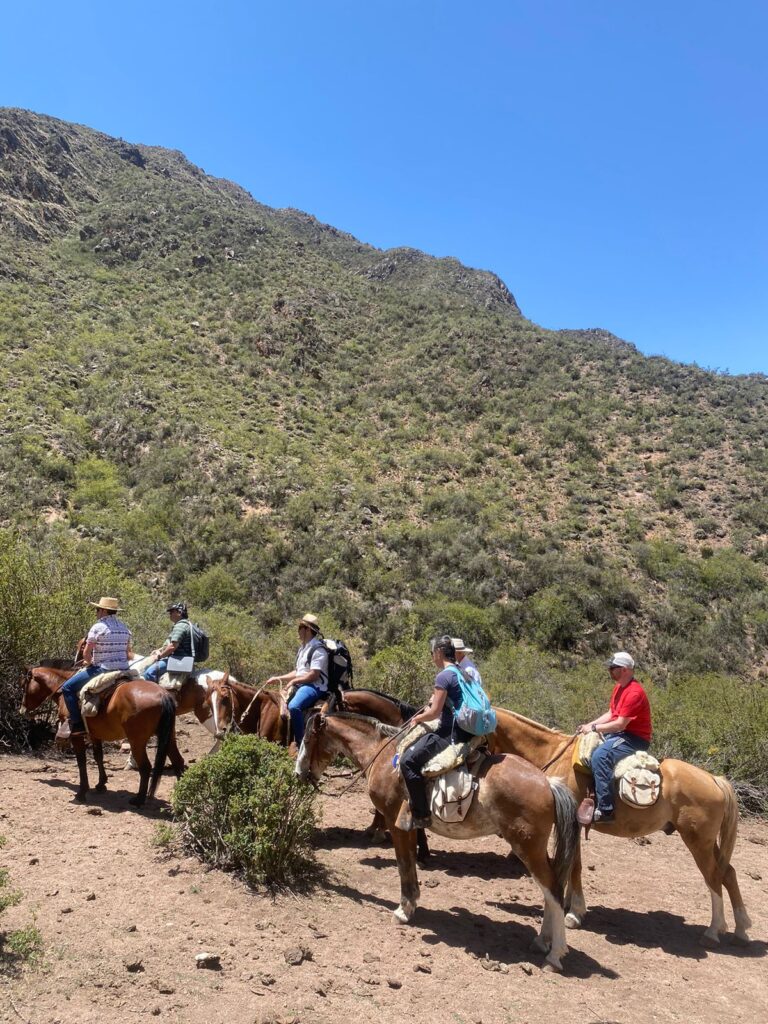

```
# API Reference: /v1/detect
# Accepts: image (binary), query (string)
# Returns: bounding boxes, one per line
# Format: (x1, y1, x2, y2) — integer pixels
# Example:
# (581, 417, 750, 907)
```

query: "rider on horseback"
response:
(265, 613, 329, 745)
(143, 602, 193, 682)
(577, 651, 652, 824)
(399, 635, 473, 831)
(61, 597, 133, 736)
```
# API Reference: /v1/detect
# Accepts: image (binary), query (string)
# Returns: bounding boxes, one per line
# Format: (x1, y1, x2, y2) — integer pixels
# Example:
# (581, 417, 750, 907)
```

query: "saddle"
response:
(573, 734, 662, 811)
(79, 668, 139, 717)
(397, 721, 489, 823)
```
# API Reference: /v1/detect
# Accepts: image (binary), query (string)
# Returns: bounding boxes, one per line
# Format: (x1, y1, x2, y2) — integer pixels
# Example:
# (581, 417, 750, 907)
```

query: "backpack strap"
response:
(306, 636, 329, 689)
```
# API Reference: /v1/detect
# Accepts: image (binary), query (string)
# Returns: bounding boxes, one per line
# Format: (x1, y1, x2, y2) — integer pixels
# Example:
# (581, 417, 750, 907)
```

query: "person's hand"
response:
(265, 676, 281, 687)
(578, 723, 591, 735)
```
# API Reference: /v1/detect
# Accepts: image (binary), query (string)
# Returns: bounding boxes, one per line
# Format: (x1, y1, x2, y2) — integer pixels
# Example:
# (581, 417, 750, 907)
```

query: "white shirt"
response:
(295, 638, 329, 692)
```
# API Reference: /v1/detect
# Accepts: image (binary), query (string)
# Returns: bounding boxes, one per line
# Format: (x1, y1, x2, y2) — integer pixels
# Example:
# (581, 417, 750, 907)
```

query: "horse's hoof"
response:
(393, 907, 413, 925)
(74, 792, 87, 804)
(699, 933, 720, 949)
(529, 936, 550, 954)
(542, 960, 562, 974)
(94, 783, 107, 793)
(730, 933, 751, 947)
(565, 912, 582, 929)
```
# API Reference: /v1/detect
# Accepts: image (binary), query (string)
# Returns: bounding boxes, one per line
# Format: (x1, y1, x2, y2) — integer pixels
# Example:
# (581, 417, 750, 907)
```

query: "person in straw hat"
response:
(452, 638, 482, 686)
(61, 597, 134, 736)
(265, 614, 329, 745)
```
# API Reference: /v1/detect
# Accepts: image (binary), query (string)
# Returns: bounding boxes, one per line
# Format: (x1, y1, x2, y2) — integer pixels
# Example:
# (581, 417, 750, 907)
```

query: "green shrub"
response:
(172, 736, 317, 887)
(359, 640, 433, 708)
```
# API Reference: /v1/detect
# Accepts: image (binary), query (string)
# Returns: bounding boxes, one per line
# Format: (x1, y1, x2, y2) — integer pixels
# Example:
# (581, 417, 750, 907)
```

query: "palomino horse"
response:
(489, 708, 752, 947)
(297, 711, 579, 972)
(20, 664, 185, 806)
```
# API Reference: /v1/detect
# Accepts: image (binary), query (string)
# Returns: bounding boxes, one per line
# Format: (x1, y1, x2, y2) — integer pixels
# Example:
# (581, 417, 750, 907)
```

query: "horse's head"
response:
(295, 709, 335, 784)
(74, 637, 87, 665)
(19, 667, 61, 717)
(208, 672, 234, 740)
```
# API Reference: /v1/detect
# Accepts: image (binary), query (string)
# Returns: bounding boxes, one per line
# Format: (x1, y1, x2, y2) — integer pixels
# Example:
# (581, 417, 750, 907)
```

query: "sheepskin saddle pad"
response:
(79, 668, 140, 716)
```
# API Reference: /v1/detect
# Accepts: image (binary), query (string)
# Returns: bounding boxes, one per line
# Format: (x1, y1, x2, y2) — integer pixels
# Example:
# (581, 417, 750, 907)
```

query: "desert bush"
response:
(172, 736, 317, 887)
(359, 639, 433, 708)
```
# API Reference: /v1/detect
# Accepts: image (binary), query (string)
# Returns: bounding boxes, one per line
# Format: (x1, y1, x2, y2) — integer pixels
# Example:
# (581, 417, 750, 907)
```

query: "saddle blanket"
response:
(396, 721, 486, 778)
(80, 668, 140, 716)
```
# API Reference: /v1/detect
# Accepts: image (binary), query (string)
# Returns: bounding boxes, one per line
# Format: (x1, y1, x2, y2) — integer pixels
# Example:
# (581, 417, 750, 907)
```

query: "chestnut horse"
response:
(297, 711, 579, 972)
(489, 708, 752, 947)
(20, 664, 185, 806)
(206, 675, 286, 743)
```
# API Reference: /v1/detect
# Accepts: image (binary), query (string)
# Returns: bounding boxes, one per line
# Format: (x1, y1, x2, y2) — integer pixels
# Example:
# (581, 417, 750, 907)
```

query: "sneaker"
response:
(592, 808, 615, 824)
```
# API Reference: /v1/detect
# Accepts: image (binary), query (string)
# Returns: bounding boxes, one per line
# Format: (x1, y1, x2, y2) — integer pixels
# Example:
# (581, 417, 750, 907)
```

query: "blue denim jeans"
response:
(288, 684, 325, 745)
(143, 659, 168, 683)
(592, 732, 650, 813)
(62, 665, 105, 731)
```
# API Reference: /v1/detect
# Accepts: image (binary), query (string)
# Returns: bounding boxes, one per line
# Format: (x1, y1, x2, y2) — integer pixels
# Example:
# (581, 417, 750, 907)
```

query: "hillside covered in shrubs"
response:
(1, 108, 767, 796)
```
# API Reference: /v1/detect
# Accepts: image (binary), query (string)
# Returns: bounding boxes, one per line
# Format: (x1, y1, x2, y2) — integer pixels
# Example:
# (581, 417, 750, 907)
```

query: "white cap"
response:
(608, 651, 635, 669)
(452, 638, 474, 655)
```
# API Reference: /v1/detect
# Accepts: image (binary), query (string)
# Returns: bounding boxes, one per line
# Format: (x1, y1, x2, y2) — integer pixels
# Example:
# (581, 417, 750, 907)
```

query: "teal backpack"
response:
(448, 665, 497, 736)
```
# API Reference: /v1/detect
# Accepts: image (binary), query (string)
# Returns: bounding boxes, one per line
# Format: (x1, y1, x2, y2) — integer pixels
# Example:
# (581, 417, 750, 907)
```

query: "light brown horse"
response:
(489, 708, 752, 947)
(297, 711, 579, 972)
(20, 664, 185, 806)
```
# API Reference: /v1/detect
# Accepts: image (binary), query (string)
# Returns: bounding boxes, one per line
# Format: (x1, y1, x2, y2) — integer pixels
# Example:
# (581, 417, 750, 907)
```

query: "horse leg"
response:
(364, 809, 389, 844)
(564, 837, 587, 928)
(166, 730, 187, 778)
(678, 826, 729, 946)
(71, 734, 90, 802)
(390, 826, 420, 924)
(128, 742, 152, 807)
(92, 741, 108, 792)
(721, 864, 752, 945)
(506, 831, 568, 972)
(416, 827, 430, 864)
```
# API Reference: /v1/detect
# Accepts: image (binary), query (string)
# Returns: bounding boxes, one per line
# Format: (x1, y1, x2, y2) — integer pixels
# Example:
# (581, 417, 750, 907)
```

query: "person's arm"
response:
(409, 687, 447, 726)
(82, 640, 96, 666)
(266, 667, 321, 687)
(578, 710, 630, 735)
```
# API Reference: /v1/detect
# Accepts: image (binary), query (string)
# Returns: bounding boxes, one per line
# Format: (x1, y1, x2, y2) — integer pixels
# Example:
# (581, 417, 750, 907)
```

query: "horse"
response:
(296, 711, 579, 972)
(205, 675, 287, 743)
(20, 663, 185, 806)
(489, 708, 753, 947)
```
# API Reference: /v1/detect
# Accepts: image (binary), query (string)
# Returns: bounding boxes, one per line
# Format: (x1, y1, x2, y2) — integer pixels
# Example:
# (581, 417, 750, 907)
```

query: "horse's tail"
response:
(548, 778, 579, 905)
(713, 776, 739, 877)
(148, 693, 176, 800)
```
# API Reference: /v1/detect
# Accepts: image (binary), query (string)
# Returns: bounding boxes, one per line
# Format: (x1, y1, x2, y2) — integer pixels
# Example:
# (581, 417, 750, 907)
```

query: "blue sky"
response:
(2, 1, 766, 374)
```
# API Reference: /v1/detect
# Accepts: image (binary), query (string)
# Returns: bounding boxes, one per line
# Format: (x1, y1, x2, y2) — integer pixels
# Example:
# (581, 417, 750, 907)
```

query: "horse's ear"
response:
(221, 671, 230, 686)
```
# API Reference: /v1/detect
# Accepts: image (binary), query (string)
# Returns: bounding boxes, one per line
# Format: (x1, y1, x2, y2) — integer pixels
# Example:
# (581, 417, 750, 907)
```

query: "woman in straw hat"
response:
(265, 614, 329, 745)
(61, 597, 134, 736)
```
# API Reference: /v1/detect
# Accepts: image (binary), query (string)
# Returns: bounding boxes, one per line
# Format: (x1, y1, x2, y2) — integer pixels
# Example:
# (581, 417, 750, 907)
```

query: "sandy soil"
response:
(1, 722, 767, 1024)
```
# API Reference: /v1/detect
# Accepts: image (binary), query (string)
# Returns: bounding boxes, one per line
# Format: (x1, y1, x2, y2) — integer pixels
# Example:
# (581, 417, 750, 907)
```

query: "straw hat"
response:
(298, 613, 321, 634)
(89, 596, 123, 612)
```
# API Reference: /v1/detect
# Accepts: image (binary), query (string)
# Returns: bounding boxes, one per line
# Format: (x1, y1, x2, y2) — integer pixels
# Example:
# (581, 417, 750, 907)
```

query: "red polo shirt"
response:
(610, 678, 652, 741)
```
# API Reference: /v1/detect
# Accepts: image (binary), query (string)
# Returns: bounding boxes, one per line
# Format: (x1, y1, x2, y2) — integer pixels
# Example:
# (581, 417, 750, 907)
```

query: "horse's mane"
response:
(37, 658, 75, 670)
(335, 688, 419, 720)
(497, 707, 562, 736)
(326, 710, 402, 738)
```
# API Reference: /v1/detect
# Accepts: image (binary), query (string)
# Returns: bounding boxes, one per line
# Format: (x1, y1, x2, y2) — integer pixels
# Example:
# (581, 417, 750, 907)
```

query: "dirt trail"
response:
(1, 724, 767, 1024)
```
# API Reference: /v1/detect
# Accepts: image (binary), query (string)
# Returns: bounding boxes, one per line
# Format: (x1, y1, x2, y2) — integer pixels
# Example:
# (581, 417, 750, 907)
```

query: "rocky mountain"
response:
(1, 107, 767, 677)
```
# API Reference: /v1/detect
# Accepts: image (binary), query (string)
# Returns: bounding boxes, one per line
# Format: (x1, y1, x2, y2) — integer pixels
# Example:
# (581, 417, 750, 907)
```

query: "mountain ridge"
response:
(1, 107, 767, 679)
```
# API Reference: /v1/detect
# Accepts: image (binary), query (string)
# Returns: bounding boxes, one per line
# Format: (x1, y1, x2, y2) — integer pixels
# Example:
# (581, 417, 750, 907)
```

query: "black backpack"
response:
(188, 622, 210, 663)
(321, 638, 353, 692)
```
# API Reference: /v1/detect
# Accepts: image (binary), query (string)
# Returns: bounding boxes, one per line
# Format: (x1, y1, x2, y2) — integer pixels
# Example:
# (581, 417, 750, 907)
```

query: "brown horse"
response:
(297, 711, 579, 972)
(489, 708, 753, 947)
(20, 664, 185, 806)
(206, 675, 287, 743)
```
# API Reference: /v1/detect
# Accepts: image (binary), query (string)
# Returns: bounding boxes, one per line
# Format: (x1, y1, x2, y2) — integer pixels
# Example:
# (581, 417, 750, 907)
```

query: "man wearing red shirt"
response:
(578, 651, 652, 824)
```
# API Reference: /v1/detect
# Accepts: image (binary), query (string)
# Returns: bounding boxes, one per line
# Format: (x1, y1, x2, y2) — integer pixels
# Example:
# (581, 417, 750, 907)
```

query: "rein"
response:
(319, 709, 426, 799)
(540, 733, 578, 772)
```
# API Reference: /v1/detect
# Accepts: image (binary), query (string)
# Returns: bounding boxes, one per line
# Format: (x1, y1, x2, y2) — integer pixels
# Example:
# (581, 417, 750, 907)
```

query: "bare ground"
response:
(1, 723, 767, 1024)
